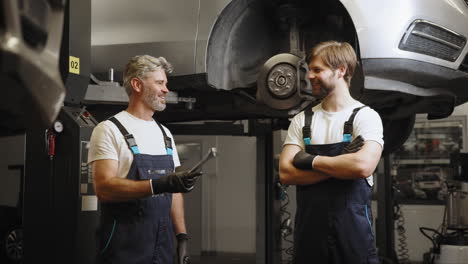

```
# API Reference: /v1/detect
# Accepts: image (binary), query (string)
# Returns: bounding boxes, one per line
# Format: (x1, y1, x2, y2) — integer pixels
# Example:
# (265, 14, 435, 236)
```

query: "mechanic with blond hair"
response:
(280, 41, 384, 263)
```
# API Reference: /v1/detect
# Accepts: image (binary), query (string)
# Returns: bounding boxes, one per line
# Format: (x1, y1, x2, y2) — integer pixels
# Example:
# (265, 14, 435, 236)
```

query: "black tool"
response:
(189, 147, 217, 173)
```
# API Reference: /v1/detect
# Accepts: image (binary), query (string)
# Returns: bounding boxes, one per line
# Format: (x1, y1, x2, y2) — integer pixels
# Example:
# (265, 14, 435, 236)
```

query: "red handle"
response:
(47, 130, 56, 158)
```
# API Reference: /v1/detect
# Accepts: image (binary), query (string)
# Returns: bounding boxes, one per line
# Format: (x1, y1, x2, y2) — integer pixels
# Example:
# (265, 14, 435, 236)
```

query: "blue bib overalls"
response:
(96, 117, 175, 264)
(293, 107, 378, 264)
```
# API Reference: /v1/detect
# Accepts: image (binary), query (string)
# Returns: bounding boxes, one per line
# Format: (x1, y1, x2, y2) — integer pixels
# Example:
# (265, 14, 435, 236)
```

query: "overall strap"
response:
(302, 108, 314, 146)
(343, 106, 367, 142)
(155, 120, 173, 155)
(108, 117, 140, 155)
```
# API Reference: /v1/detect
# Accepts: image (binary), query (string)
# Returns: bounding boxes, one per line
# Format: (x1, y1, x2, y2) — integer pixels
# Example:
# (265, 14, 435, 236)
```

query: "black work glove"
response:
(342, 135, 364, 154)
(151, 171, 202, 194)
(176, 233, 190, 264)
(292, 151, 317, 170)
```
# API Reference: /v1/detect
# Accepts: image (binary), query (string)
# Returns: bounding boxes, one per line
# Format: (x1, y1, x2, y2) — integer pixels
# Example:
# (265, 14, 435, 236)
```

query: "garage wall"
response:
(91, 0, 231, 75)
(215, 136, 257, 253)
(175, 135, 257, 254)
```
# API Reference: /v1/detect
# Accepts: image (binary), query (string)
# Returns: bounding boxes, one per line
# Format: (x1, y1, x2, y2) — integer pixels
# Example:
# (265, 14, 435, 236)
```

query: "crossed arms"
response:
(279, 140, 382, 185)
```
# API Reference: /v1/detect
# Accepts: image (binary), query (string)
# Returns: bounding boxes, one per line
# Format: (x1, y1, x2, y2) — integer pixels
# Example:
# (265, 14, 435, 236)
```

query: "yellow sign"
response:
(69, 56, 80, 74)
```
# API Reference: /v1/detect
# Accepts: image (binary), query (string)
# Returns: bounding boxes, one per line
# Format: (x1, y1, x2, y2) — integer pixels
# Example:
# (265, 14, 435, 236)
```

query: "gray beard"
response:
(142, 89, 166, 112)
(152, 100, 166, 112)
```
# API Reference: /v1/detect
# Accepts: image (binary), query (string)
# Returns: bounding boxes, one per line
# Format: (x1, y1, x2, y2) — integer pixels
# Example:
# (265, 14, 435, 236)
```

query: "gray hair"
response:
(123, 55, 173, 96)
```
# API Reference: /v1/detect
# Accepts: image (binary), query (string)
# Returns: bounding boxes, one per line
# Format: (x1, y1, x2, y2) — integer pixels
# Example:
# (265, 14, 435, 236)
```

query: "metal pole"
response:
(256, 121, 281, 264)
(376, 155, 396, 262)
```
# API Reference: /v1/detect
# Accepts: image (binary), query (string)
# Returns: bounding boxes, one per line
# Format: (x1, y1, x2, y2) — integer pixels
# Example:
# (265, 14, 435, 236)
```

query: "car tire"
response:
(1, 226, 23, 263)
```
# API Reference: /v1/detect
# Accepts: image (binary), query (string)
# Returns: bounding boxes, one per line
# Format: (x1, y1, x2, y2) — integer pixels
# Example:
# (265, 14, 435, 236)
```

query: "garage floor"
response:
(189, 253, 256, 264)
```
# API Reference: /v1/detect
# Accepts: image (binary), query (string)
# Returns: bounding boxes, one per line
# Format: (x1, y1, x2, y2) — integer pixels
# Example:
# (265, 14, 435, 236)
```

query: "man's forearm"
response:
(313, 153, 376, 179)
(298, 141, 382, 180)
(171, 193, 187, 234)
(279, 144, 331, 185)
(313, 154, 365, 179)
(280, 165, 330, 185)
(95, 177, 152, 202)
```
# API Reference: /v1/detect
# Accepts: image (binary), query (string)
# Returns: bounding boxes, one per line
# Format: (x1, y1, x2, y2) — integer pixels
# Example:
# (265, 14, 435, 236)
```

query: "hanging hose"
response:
(394, 203, 410, 263)
(277, 182, 294, 264)
(391, 164, 410, 264)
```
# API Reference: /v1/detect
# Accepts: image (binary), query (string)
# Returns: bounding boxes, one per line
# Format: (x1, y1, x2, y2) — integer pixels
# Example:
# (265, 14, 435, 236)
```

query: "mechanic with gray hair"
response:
(88, 55, 200, 264)
(279, 41, 384, 263)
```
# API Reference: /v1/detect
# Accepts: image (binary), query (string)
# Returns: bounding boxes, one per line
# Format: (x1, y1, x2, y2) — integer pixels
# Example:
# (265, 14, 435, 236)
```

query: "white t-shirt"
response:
(283, 102, 384, 185)
(88, 111, 181, 179)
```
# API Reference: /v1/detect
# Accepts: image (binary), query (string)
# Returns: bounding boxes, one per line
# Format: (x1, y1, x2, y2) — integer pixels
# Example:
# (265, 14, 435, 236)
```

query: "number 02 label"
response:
(69, 56, 80, 74)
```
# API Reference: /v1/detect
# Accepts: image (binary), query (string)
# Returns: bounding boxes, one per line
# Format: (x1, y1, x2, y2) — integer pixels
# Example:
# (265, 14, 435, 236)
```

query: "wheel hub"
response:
(267, 63, 296, 98)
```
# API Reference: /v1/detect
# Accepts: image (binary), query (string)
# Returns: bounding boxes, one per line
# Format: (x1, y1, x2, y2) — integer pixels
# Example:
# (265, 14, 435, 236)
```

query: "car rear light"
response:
(460, 53, 468, 73)
(399, 20, 466, 62)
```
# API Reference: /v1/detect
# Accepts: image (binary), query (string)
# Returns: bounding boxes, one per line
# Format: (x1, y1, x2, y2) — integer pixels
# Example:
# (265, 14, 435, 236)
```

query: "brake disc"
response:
(257, 53, 303, 110)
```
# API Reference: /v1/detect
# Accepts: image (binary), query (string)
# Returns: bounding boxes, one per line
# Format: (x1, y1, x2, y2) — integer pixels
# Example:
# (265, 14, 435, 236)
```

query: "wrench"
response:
(189, 147, 217, 173)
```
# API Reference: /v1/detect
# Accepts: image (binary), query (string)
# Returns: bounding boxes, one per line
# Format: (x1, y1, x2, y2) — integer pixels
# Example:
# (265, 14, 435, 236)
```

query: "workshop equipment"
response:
(422, 153, 468, 264)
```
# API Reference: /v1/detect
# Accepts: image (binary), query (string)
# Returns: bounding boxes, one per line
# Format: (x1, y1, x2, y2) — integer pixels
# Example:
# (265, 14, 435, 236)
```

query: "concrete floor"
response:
(189, 253, 256, 264)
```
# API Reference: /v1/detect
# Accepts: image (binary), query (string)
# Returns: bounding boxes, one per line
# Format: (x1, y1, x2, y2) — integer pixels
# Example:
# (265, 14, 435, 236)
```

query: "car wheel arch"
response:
(206, 0, 364, 106)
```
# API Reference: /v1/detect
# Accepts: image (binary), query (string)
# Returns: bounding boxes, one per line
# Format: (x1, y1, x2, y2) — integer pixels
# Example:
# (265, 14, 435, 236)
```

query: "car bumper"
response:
(361, 58, 468, 119)
(343, 0, 468, 70)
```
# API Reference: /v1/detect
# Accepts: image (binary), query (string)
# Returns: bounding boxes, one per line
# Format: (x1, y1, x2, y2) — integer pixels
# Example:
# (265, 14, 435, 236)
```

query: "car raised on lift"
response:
(89, 0, 468, 153)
